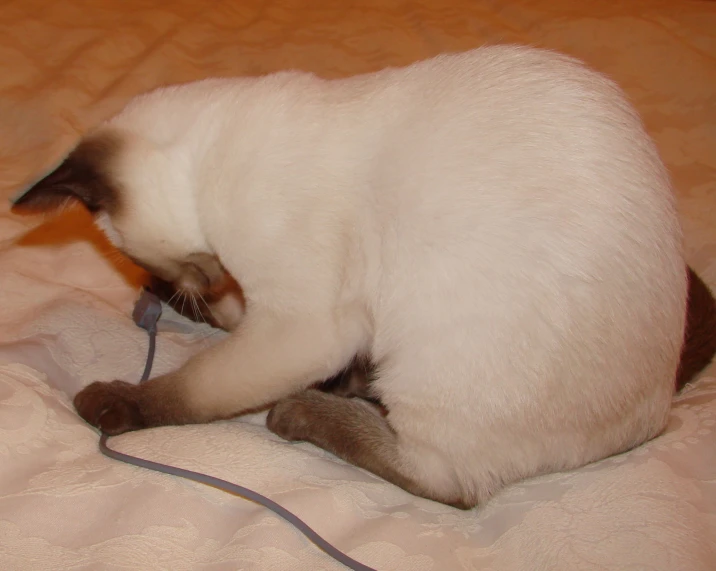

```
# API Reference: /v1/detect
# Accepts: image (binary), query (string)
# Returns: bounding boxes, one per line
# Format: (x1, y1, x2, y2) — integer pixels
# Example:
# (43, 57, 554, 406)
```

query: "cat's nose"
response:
(178, 261, 210, 293)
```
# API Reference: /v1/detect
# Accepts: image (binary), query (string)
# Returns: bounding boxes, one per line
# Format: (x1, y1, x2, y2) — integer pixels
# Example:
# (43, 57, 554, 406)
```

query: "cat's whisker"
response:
(166, 289, 182, 308)
(192, 295, 222, 348)
(189, 293, 199, 322)
(179, 290, 188, 318)
(170, 291, 220, 347)
(196, 292, 214, 329)
(196, 292, 218, 323)
(192, 295, 212, 334)
(195, 298, 211, 329)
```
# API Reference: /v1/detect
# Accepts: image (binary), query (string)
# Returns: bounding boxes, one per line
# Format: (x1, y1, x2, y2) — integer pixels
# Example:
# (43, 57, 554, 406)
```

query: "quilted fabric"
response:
(1, 1, 715, 569)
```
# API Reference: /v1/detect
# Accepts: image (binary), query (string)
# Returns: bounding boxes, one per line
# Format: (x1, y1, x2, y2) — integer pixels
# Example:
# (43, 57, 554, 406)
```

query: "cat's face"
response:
(11, 129, 221, 297)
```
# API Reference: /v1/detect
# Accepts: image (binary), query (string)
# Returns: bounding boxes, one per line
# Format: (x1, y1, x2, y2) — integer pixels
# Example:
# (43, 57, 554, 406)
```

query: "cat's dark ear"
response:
(11, 132, 122, 215)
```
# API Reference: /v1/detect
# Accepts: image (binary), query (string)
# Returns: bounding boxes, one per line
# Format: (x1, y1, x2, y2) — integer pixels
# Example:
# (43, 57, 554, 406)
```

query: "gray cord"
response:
(98, 292, 377, 571)
(138, 328, 156, 383)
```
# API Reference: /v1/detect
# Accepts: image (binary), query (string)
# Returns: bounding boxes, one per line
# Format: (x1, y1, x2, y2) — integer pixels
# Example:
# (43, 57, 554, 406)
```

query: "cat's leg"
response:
(316, 355, 386, 410)
(266, 389, 472, 509)
(74, 312, 365, 435)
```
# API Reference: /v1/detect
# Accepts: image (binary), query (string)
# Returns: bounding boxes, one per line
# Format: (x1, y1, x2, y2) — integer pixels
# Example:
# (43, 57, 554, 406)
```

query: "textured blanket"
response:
(1, 1, 715, 569)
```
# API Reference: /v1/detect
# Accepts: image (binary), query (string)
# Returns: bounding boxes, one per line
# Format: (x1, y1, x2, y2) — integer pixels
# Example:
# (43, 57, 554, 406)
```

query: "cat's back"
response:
(364, 45, 676, 255)
(374, 44, 655, 165)
(366, 44, 628, 120)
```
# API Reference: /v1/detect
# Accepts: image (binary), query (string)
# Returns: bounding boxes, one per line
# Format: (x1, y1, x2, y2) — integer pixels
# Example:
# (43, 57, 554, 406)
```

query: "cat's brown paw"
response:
(74, 380, 146, 435)
(266, 392, 321, 442)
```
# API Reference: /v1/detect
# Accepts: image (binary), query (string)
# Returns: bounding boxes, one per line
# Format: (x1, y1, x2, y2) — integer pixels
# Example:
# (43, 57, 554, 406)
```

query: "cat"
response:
(12, 45, 695, 509)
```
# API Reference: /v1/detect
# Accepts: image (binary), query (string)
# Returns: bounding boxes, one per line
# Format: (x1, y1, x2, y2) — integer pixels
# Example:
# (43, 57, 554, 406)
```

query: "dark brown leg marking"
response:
(266, 389, 471, 509)
(73, 374, 195, 436)
(74, 381, 147, 435)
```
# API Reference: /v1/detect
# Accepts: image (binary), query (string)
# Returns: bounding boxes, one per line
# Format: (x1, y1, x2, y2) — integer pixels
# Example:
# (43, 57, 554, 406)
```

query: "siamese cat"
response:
(13, 45, 712, 509)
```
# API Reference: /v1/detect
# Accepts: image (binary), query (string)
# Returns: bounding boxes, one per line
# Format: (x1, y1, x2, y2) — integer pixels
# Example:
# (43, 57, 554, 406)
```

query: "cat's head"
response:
(11, 127, 222, 296)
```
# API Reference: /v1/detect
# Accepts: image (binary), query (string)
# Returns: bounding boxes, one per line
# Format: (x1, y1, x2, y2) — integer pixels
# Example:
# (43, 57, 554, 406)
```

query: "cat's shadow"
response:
(12, 204, 146, 289)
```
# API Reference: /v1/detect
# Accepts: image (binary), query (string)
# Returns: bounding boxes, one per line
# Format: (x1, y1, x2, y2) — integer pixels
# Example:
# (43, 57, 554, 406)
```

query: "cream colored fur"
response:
(92, 45, 686, 506)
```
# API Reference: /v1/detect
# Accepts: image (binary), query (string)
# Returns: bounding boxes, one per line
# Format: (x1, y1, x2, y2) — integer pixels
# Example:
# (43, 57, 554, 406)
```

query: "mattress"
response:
(1, 1, 715, 569)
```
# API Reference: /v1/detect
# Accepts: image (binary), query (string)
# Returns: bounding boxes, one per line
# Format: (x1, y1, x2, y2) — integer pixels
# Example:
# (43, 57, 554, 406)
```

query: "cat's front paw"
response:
(74, 380, 146, 435)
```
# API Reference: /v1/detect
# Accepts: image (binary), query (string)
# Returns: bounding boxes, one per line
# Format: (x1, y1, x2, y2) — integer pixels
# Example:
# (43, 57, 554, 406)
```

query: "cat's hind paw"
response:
(266, 392, 317, 442)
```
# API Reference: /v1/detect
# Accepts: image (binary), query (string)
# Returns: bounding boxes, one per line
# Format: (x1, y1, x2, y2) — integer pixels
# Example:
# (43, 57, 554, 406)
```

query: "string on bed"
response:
(98, 288, 377, 571)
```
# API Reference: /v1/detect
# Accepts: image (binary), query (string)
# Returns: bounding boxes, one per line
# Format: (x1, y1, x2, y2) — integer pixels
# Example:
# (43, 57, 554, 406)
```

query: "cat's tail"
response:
(676, 266, 716, 391)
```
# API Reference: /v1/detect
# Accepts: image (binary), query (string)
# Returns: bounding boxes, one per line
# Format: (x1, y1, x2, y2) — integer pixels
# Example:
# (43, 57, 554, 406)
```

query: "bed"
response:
(1, 1, 715, 569)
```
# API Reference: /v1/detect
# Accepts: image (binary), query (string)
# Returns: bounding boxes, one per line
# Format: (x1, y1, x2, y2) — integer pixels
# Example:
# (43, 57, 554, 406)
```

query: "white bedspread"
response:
(1, 1, 715, 569)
